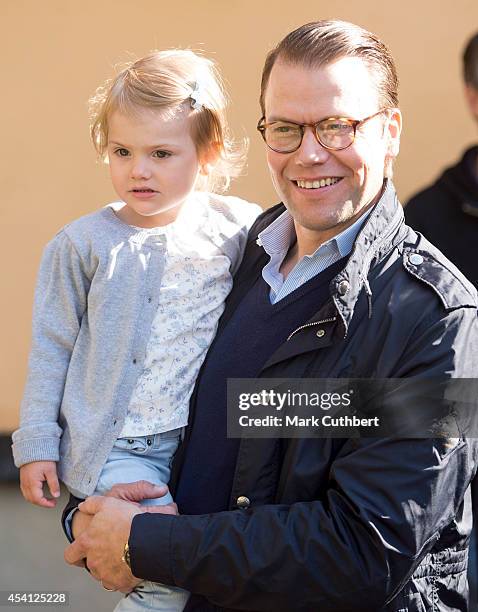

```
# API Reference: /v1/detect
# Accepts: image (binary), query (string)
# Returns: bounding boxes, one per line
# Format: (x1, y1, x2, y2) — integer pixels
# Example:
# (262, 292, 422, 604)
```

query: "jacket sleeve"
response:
(128, 306, 478, 611)
(11, 231, 91, 467)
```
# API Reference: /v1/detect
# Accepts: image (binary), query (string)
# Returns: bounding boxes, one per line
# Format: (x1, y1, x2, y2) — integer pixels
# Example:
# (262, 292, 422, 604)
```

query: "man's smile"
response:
(293, 177, 343, 189)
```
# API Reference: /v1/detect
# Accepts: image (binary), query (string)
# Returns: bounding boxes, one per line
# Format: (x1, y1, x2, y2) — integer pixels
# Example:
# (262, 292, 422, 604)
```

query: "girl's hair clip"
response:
(189, 82, 206, 110)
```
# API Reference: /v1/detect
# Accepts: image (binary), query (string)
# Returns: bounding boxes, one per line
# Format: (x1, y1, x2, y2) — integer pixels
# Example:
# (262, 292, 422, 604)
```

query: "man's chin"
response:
(292, 214, 349, 238)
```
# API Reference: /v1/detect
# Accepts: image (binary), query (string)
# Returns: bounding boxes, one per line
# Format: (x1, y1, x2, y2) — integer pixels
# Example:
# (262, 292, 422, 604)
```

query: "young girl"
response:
(12, 49, 261, 611)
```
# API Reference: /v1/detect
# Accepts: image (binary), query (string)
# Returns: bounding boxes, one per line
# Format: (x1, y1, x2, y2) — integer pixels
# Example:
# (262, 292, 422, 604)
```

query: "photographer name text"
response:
(238, 415, 380, 428)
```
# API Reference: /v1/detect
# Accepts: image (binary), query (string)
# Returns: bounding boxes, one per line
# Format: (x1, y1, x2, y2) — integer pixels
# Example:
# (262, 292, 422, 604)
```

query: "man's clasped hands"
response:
(64, 481, 175, 593)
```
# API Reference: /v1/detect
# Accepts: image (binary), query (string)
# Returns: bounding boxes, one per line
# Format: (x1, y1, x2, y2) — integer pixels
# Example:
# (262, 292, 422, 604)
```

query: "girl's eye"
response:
(115, 148, 130, 157)
(152, 150, 171, 158)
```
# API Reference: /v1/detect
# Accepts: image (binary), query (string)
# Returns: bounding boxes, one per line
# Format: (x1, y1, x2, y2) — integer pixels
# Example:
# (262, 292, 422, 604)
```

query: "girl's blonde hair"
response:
(89, 49, 246, 192)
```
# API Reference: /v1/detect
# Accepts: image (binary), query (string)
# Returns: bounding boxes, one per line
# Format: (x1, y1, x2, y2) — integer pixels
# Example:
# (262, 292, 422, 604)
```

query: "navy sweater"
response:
(175, 258, 345, 516)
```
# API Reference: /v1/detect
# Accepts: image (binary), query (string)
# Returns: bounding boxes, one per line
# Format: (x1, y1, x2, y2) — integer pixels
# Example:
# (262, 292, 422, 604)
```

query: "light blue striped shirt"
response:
(258, 208, 372, 303)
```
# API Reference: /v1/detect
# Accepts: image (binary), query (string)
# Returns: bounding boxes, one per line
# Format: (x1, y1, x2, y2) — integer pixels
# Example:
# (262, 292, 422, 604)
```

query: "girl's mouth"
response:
(130, 189, 158, 199)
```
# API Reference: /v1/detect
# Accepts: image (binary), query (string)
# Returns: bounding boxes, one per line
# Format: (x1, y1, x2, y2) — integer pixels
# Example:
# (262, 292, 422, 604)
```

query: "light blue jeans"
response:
(94, 429, 190, 612)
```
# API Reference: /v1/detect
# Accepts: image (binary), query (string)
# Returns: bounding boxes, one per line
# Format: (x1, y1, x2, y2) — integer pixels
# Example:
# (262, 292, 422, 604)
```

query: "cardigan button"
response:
(236, 495, 250, 509)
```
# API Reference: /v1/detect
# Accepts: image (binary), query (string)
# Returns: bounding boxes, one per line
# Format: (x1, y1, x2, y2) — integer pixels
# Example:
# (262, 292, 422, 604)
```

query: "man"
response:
(64, 21, 478, 611)
(405, 32, 478, 287)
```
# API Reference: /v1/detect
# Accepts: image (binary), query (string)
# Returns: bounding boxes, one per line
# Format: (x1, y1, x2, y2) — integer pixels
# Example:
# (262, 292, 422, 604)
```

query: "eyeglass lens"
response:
(263, 118, 355, 152)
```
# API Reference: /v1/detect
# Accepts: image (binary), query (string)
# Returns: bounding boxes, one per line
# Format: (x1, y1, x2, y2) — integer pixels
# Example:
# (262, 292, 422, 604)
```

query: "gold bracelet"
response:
(121, 542, 131, 569)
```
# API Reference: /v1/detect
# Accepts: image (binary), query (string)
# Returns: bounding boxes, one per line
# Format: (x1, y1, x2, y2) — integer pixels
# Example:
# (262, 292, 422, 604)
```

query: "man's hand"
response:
(105, 480, 178, 514)
(20, 461, 60, 508)
(64, 489, 178, 592)
(71, 510, 94, 544)
(72, 480, 177, 543)
(64, 496, 143, 592)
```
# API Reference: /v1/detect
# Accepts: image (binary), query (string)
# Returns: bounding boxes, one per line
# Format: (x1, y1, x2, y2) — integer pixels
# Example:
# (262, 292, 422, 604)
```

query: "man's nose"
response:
(131, 158, 152, 179)
(295, 127, 330, 165)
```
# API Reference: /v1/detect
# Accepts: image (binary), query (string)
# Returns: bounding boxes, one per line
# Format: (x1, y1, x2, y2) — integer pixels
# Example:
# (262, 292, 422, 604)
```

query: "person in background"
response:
(405, 32, 478, 287)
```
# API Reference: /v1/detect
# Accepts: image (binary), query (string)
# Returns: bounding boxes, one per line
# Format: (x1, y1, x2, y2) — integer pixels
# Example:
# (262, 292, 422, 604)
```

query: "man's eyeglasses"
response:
(257, 109, 389, 153)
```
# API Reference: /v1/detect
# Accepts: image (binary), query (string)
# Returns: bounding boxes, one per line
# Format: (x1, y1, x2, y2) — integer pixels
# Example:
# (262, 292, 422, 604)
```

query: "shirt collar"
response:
(257, 205, 373, 260)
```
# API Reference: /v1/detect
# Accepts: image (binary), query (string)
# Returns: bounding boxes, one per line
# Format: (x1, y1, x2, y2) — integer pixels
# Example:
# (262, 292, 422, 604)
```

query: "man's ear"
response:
(385, 108, 402, 159)
(464, 84, 478, 121)
(199, 142, 221, 176)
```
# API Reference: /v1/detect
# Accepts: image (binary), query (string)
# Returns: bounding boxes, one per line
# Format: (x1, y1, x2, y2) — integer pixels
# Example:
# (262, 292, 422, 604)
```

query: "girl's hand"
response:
(19, 461, 60, 508)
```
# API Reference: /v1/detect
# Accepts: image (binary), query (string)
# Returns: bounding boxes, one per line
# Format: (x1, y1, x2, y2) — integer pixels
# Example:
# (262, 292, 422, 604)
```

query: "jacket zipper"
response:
(287, 317, 337, 342)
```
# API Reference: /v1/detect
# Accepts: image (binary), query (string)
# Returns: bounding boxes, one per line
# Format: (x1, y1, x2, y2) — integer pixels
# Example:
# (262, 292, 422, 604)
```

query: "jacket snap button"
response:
(316, 329, 326, 338)
(337, 280, 349, 296)
(409, 253, 424, 265)
(236, 495, 250, 508)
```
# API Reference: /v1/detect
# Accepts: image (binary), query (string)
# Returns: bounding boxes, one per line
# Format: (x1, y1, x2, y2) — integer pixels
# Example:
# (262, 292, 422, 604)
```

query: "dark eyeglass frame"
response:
(256, 109, 389, 153)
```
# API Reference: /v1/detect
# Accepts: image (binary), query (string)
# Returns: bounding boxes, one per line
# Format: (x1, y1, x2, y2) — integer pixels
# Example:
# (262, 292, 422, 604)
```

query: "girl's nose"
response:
(131, 159, 152, 179)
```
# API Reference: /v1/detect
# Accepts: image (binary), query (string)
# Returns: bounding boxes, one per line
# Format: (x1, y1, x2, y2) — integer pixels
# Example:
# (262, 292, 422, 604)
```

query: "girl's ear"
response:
(199, 142, 221, 175)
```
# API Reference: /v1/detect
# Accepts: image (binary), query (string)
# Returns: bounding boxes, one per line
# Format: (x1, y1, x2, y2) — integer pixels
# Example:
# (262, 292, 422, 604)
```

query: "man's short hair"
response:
(259, 20, 399, 115)
(463, 32, 478, 89)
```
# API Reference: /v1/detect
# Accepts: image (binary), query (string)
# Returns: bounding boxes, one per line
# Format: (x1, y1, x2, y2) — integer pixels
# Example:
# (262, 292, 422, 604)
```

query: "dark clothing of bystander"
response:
(405, 146, 478, 286)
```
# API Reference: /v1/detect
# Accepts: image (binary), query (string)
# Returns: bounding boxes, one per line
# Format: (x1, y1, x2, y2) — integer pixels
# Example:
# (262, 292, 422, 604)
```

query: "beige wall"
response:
(2, 0, 478, 431)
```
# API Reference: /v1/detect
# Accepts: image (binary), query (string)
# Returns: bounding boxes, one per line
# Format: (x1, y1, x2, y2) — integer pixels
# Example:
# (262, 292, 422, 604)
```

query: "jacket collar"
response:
(253, 179, 405, 337)
(332, 179, 405, 332)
